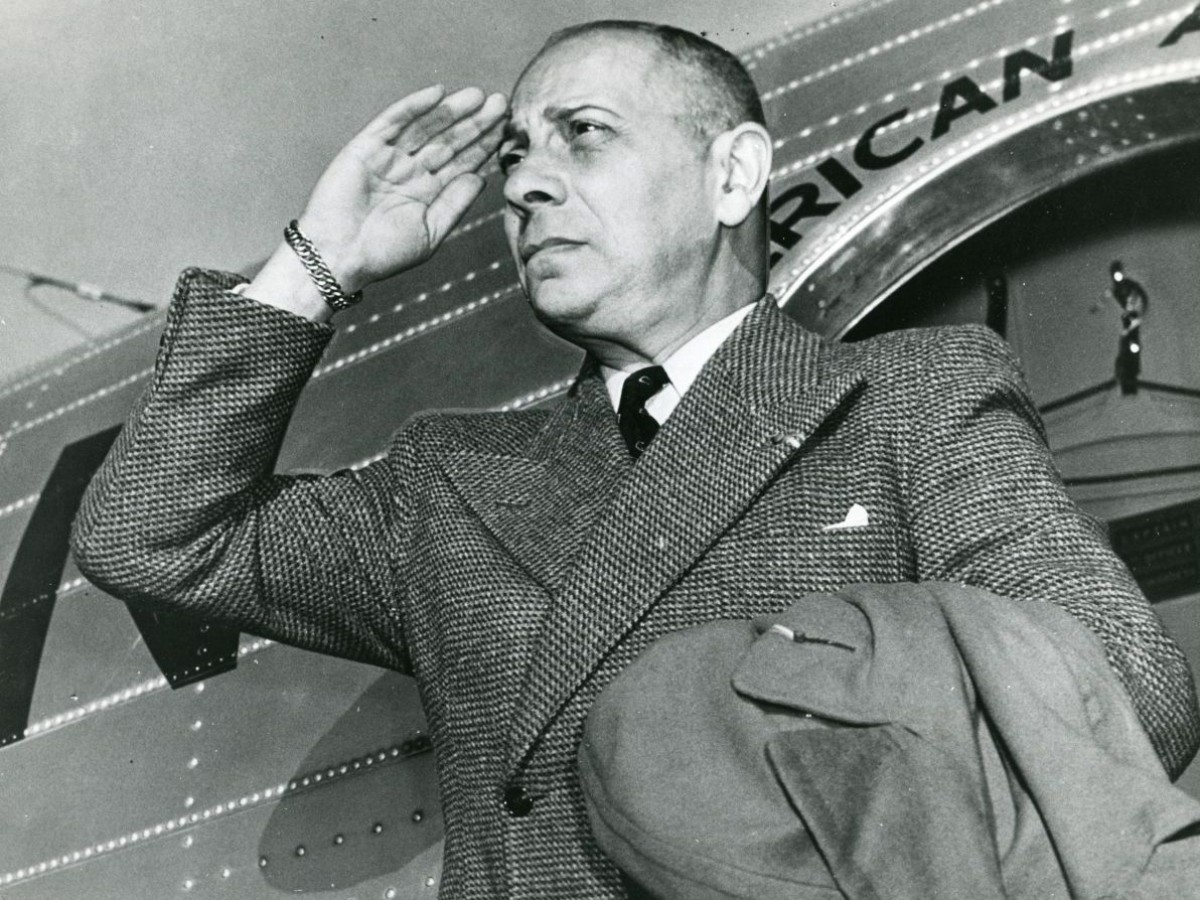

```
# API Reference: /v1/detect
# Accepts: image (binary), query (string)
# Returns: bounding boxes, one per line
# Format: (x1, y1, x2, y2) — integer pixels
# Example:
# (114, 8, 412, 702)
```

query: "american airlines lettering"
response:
(768, 5, 1200, 265)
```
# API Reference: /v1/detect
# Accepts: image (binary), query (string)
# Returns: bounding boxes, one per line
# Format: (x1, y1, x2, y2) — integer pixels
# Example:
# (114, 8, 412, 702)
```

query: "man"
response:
(71, 20, 1199, 900)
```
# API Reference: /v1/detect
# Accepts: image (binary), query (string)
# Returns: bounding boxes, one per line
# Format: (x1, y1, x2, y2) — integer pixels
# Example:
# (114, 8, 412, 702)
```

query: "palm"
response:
(299, 86, 507, 291)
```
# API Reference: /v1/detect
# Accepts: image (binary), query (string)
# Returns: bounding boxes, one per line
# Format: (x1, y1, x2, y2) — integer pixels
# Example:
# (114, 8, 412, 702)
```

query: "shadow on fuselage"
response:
(257, 671, 443, 893)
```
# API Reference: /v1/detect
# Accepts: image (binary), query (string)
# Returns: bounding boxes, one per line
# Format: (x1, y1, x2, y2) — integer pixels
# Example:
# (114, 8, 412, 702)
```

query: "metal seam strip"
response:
(0, 733, 431, 888)
(769, 0, 1178, 168)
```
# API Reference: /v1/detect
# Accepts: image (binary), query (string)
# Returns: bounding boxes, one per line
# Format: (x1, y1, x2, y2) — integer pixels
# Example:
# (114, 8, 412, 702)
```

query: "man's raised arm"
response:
(245, 85, 507, 321)
(70, 87, 507, 669)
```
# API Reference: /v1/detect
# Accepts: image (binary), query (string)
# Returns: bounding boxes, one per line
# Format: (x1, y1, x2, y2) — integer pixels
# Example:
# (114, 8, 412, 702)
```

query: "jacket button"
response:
(504, 786, 534, 817)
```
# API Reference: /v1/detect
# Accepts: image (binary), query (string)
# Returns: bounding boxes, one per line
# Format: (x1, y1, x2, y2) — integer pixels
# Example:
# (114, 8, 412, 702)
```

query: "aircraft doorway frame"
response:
(775, 76, 1200, 340)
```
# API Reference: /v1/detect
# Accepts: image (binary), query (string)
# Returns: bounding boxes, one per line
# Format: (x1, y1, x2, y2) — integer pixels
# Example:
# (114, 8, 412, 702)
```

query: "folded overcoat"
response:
(581, 582, 1200, 900)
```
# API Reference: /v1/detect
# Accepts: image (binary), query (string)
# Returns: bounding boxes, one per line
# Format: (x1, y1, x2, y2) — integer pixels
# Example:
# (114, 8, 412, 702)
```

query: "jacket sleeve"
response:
(71, 268, 413, 673)
(902, 324, 1200, 779)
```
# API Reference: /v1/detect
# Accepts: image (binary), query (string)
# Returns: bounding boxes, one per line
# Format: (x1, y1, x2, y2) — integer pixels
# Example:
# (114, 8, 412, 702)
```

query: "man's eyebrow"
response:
(500, 119, 525, 145)
(545, 103, 619, 123)
(501, 103, 622, 145)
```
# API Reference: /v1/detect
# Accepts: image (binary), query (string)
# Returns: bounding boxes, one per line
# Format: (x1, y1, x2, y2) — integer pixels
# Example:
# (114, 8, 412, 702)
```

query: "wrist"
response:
(295, 214, 369, 296)
(240, 242, 335, 323)
(283, 219, 365, 312)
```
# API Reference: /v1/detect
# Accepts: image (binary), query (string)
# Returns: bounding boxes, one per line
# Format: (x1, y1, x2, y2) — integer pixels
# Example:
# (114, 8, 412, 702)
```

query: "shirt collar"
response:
(601, 302, 757, 411)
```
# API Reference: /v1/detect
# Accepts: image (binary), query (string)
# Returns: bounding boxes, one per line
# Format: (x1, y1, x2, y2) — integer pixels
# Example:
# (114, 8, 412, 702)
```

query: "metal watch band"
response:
(282, 219, 363, 312)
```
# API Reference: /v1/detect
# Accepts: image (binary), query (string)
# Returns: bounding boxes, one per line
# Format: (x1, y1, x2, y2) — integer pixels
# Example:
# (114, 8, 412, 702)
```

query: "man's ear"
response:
(712, 123, 773, 228)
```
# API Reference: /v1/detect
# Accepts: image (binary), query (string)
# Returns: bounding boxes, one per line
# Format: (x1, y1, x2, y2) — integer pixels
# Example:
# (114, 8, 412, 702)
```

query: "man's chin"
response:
(525, 279, 601, 329)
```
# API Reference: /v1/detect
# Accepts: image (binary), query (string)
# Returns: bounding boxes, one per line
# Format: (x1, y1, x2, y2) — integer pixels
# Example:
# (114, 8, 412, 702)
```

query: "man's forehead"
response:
(510, 32, 671, 118)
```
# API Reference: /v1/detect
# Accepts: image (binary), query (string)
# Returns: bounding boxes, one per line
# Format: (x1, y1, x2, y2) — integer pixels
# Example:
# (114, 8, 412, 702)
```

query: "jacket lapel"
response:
(506, 298, 866, 773)
(440, 363, 630, 595)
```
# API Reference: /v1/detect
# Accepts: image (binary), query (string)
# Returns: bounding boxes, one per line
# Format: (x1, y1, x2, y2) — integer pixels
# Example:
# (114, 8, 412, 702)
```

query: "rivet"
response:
(372, 823, 385, 835)
(411, 809, 424, 823)
(187, 757, 199, 769)
(182, 835, 194, 848)
(259, 856, 268, 868)
(334, 834, 345, 846)
(222, 868, 231, 878)
(295, 845, 306, 857)
(183, 879, 194, 891)
(386, 889, 398, 899)
(184, 796, 195, 808)
(425, 877, 436, 887)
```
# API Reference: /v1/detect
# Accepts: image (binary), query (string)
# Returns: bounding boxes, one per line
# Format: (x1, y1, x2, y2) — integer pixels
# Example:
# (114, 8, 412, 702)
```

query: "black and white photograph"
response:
(2, 1, 1200, 897)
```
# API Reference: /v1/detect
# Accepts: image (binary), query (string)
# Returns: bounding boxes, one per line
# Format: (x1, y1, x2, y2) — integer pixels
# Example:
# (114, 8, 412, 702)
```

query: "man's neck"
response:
(585, 273, 766, 369)
(599, 300, 758, 414)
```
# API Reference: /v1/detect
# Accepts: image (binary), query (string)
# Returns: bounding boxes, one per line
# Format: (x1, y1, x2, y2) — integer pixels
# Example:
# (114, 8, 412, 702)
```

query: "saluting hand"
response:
(298, 86, 508, 295)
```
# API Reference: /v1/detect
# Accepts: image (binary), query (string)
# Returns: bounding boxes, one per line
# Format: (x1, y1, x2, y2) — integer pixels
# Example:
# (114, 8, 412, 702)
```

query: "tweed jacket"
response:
(72, 268, 1200, 900)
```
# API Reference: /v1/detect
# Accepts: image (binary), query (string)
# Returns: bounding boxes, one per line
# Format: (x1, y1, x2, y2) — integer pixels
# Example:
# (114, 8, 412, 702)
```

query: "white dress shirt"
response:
(601, 303, 757, 425)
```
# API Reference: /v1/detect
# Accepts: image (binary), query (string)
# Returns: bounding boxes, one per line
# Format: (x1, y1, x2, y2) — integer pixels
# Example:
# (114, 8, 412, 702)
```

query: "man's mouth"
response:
(520, 237, 584, 263)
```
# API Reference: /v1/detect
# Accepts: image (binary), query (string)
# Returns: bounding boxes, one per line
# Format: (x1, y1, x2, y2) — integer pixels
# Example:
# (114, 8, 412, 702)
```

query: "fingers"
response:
(389, 86, 494, 153)
(425, 115, 505, 182)
(412, 97, 505, 177)
(426, 93, 506, 165)
(360, 85, 447, 142)
(425, 173, 488, 246)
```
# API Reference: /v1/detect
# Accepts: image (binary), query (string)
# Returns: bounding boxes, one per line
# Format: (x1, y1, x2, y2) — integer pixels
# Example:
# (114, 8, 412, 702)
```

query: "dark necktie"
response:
(617, 365, 670, 459)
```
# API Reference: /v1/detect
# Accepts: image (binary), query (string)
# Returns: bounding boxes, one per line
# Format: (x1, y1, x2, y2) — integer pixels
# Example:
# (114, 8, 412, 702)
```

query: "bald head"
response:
(522, 20, 767, 151)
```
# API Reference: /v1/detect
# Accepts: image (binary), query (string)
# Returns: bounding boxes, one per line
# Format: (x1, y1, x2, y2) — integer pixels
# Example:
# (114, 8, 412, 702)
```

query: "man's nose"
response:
(503, 150, 567, 215)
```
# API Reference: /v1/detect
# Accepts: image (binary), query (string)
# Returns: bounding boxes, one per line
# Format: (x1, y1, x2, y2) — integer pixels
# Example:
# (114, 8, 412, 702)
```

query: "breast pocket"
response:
(798, 502, 909, 584)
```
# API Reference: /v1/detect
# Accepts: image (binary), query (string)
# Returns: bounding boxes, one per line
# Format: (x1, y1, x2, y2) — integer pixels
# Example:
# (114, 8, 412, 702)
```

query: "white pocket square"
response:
(821, 503, 869, 531)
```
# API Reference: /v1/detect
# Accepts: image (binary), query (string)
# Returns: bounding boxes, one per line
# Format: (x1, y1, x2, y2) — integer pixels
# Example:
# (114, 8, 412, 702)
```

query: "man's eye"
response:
(569, 120, 604, 138)
(498, 151, 524, 174)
